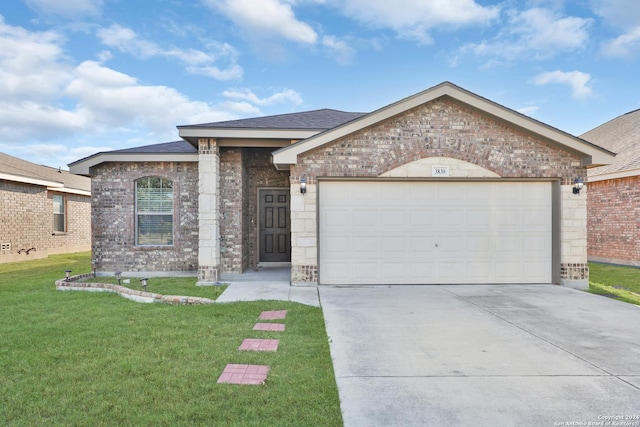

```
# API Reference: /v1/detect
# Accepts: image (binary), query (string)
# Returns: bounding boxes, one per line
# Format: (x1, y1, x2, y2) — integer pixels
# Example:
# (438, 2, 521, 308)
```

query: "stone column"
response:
(197, 139, 221, 284)
(290, 174, 318, 284)
(560, 181, 589, 289)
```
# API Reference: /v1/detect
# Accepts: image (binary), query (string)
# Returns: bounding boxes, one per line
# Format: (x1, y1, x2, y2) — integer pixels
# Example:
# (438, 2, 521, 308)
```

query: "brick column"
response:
(197, 139, 221, 284)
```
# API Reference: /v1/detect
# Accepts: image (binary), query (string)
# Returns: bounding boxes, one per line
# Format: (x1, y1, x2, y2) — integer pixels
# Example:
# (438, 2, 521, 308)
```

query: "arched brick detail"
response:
(293, 98, 582, 180)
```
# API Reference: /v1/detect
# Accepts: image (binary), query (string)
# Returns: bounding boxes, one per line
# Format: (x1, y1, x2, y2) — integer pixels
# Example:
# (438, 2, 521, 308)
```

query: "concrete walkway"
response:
(319, 285, 640, 427)
(216, 267, 320, 307)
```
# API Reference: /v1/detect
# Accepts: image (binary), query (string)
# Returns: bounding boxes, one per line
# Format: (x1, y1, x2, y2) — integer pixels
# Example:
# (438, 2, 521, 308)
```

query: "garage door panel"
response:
(438, 210, 466, 229)
(352, 236, 378, 257)
(352, 262, 379, 282)
(323, 235, 350, 254)
(409, 210, 437, 226)
(409, 235, 437, 255)
(323, 209, 351, 228)
(380, 209, 406, 228)
(319, 181, 552, 285)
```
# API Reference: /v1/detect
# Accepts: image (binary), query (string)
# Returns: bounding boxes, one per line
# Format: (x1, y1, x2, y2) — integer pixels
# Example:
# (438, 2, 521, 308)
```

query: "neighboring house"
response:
(581, 109, 640, 267)
(0, 152, 91, 263)
(70, 82, 615, 289)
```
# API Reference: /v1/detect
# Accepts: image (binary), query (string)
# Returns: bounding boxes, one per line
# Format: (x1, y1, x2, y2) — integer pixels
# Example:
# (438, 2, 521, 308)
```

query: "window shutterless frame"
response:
(52, 194, 66, 233)
(135, 177, 174, 246)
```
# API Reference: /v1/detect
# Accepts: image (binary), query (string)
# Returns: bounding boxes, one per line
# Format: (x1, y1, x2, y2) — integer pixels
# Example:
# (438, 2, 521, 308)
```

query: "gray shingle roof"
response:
(178, 109, 367, 130)
(0, 152, 91, 192)
(581, 109, 640, 176)
(111, 140, 197, 154)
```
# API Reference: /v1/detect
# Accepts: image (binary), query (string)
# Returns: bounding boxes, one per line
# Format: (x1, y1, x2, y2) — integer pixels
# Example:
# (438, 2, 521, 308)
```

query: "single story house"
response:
(1, 152, 91, 263)
(581, 109, 640, 267)
(69, 82, 615, 289)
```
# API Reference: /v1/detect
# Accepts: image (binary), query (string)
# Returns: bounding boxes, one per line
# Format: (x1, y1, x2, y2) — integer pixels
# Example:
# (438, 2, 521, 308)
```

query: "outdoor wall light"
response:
(115, 271, 122, 286)
(300, 174, 307, 194)
(65, 269, 72, 282)
(573, 177, 585, 195)
(140, 278, 148, 292)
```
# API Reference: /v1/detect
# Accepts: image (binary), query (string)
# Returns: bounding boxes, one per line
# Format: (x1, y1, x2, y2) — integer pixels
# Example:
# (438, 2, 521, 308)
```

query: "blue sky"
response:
(1, 0, 639, 169)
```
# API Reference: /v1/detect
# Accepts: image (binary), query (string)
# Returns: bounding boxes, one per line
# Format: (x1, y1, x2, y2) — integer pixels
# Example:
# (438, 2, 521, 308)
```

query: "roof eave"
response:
(69, 152, 199, 176)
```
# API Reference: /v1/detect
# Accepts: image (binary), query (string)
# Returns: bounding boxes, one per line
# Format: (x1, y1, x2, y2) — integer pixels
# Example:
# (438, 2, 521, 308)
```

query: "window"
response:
(53, 195, 65, 232)
(136, 177, 173, 246)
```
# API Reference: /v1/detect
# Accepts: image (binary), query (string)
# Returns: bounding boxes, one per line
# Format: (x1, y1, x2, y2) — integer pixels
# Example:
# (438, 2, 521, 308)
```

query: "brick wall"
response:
(91, 161, 199, 274)
(218, 147, 290, 274)
(0, 181, 91, 263)
(289, 97, 586, 284)
(587, 176, 640, 266)
(0, 181, 48, 262)
(293, 98, 583, 181)
(245, 148, 290, 269)
(219, 148, 244, 273)
(48, 192, 91, 254)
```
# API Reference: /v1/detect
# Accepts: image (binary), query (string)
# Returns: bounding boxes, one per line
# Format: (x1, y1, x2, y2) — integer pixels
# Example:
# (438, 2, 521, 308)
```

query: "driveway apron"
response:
(319, 285, 640, 427)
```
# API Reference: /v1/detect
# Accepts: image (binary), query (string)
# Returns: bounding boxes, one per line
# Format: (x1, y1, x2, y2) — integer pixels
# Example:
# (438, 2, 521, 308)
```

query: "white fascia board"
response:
(272, 82, 616, 167)
(178, 127, 320, 140)
(0, 172, 62, 188)
(69, 153, 199, 176)
(47, 187, 91, 196)
(588, 168, 640, 182)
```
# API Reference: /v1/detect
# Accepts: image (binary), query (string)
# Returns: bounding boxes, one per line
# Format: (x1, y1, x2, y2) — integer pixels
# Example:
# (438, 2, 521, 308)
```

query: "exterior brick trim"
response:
(292, 264, 317, 283)
(560, 263, 589, 280)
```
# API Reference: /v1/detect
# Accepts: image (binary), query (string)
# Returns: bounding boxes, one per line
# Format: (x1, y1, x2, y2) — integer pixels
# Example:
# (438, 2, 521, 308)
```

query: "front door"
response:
(259, 189, 291, 263)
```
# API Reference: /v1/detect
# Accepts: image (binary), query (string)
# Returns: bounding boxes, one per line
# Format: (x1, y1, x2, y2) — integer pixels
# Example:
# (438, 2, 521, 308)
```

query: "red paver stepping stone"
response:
(217, 364, 270, 385)
(259, 310, 288, 320)
(239, 338, 279, 352)
(253, 322, 285, 331)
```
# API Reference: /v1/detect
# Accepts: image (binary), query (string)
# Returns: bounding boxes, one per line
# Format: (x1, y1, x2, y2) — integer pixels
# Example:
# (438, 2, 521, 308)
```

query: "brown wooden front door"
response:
(259, 189, 291, 263)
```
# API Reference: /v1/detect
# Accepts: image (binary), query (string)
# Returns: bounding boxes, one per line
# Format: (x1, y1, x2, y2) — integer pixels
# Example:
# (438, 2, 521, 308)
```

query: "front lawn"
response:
(589, 262, 640, 306)
(0, 252, 342, 426)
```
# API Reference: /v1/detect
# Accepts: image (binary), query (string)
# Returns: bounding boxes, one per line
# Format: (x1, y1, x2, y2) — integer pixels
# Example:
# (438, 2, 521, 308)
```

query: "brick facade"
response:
(587, 176, 640, 266)
(91, 161, 199, 274)
(0, 181, 91, 263)
(293, 98, 583, 181)
(218, 147, 290, 274)
(290, 98, 587, 285)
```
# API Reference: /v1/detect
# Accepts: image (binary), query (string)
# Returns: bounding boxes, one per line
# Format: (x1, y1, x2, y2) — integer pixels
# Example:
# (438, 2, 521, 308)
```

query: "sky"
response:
(1, 0, 639, 170)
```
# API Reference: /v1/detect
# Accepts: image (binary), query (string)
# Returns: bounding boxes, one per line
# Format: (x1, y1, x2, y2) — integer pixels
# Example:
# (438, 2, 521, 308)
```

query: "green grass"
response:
(81, 275, 227, 300)
(0, 252, 342, 426)
(589, 262, 640, 306)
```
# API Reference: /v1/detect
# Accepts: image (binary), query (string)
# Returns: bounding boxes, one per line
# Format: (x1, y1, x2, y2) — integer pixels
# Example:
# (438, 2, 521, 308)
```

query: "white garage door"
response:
(319, 181, 552, 285)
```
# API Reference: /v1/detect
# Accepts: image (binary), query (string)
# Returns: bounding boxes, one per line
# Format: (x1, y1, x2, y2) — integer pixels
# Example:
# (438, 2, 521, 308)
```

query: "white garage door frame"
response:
(317, 178, 561, 285)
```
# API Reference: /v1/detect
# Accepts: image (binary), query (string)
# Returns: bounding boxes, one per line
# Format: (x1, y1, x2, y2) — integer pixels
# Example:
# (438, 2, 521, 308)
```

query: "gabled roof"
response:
(0, 152, 91, 194)
(178, 109, 366, 142)
(581, 109, 640, 181)
(272, 81, 616, 170)
(68, 141, 198, 176)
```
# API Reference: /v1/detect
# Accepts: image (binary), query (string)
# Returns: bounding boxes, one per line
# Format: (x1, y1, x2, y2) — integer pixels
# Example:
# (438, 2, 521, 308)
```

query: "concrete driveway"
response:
(319, 285, 640, 427)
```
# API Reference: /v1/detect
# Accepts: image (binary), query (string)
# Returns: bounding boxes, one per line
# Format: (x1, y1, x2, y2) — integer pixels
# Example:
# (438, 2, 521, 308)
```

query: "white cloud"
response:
(591, 0, 640, 30)
(221, 88, 303, 107)
(323, 35, 355, 64)
(204, 0, 318, 44)
(97, 24, 243, 80)
(601, 26, 640, 57)
(330, 0, 499, 44)
(462, 8, 591, 60)
(517, 106, 540, 116)
(533, 70, 593, 99)
(25, 0, 103, 19)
